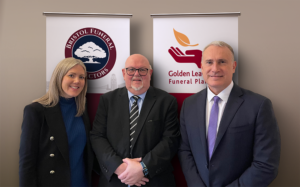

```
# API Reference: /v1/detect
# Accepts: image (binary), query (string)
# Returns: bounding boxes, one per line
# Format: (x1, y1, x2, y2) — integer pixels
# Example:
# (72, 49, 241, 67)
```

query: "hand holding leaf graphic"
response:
(168, 47, 202, 68)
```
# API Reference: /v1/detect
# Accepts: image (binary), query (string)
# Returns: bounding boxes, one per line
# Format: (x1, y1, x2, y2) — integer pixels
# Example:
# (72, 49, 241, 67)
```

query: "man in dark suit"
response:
(91, 54, 180, 187)
(178, 41, 280, 187)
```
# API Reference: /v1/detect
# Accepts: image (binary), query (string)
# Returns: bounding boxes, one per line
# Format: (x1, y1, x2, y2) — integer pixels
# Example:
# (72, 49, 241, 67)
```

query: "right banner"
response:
(152, 13, 240, 186)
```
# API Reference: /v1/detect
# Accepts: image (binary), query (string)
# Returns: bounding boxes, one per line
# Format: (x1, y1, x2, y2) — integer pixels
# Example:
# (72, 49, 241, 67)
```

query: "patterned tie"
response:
(207, 96, 220, 159)
(129, 95, 140, 150)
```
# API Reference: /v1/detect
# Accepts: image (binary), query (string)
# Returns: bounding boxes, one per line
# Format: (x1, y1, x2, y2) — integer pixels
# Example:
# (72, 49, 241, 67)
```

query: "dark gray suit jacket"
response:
(178, 84, 280, 187)
(90, 86, 180, 187)
(19, 102, 94, 187)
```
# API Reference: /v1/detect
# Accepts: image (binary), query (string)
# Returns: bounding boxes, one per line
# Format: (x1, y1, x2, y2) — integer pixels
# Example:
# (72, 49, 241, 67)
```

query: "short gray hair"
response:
(202, 41, 235, 61)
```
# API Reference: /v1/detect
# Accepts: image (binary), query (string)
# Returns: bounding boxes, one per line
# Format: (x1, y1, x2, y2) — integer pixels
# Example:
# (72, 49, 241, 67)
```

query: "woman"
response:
(19, 57, 93, 187)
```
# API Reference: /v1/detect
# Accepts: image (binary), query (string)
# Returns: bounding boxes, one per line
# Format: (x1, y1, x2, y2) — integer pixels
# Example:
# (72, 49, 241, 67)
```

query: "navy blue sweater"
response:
(59, 97, 87, 187)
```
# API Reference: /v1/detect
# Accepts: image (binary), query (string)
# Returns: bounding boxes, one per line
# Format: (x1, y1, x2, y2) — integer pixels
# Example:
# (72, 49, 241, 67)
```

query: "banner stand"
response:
(44, 13, 132, 186)
(152, 12, 240, 187)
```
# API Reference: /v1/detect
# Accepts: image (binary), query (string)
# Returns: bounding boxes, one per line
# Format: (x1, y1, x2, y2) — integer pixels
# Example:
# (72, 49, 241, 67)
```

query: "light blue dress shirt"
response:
(128, 90, 147, 113)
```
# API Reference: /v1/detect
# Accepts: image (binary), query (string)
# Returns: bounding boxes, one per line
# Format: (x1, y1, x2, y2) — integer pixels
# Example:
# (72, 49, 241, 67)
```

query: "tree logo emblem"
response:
(65, 27, 117, 80)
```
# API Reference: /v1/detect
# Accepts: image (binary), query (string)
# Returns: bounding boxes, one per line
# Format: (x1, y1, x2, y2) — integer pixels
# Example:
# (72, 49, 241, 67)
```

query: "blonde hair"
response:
(34, 57, 87, 116)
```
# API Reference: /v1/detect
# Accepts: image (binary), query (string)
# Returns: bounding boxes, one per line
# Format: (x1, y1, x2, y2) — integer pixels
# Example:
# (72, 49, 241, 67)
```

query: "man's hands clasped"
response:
(115, 157, 149, 186)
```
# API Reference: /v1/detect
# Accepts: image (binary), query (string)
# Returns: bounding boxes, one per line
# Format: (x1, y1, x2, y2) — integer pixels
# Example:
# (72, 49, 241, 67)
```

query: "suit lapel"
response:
(44, 104, 70, 166)
(213, 84, 244, 154)
(120, 88, 131, 149)
(131, 87, 156, 149)
(196, 89, 209, 161)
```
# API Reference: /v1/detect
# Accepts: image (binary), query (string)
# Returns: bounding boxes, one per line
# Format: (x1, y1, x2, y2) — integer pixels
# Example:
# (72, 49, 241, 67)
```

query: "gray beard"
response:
(132, 83, 143, 91)
(131, 77, 143, 91)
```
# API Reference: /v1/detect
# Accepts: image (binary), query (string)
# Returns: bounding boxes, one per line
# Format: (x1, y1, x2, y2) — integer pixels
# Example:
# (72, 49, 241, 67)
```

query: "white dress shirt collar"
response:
(207, 81, 234, 103)
(205, 81, 234, 135)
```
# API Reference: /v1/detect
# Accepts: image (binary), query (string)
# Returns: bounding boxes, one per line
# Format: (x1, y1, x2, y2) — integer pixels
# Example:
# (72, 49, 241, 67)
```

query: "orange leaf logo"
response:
(173, 29, 198, 47)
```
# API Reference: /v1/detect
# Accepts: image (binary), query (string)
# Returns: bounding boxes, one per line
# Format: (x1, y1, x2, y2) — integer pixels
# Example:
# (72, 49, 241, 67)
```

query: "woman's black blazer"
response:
(19, 102, 94, 186)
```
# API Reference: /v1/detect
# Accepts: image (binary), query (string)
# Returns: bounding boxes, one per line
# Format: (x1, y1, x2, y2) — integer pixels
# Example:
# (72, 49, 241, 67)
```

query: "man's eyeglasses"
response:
(125, 68, 149, 76)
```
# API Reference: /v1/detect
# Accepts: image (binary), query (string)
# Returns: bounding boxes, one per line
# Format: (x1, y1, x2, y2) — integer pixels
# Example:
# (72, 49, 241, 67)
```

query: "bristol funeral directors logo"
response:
(65, 27, 116, 80)
(168, 29, 202, 68)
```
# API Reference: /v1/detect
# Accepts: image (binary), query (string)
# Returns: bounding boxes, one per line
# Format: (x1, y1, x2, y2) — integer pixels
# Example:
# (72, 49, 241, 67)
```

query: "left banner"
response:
(44, 12, 131, 122)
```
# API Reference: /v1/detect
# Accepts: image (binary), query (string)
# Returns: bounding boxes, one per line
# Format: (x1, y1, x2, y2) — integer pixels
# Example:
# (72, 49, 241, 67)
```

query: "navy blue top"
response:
(59, 97, 87, 187)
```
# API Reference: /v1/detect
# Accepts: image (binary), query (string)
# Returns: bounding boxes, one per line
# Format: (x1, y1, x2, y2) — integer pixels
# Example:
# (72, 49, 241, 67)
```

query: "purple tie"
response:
(207, 96, 220, 159)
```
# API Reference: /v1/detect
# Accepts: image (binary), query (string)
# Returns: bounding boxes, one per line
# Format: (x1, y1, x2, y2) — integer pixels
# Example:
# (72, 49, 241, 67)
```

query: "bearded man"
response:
(91, 54, 180, 187)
